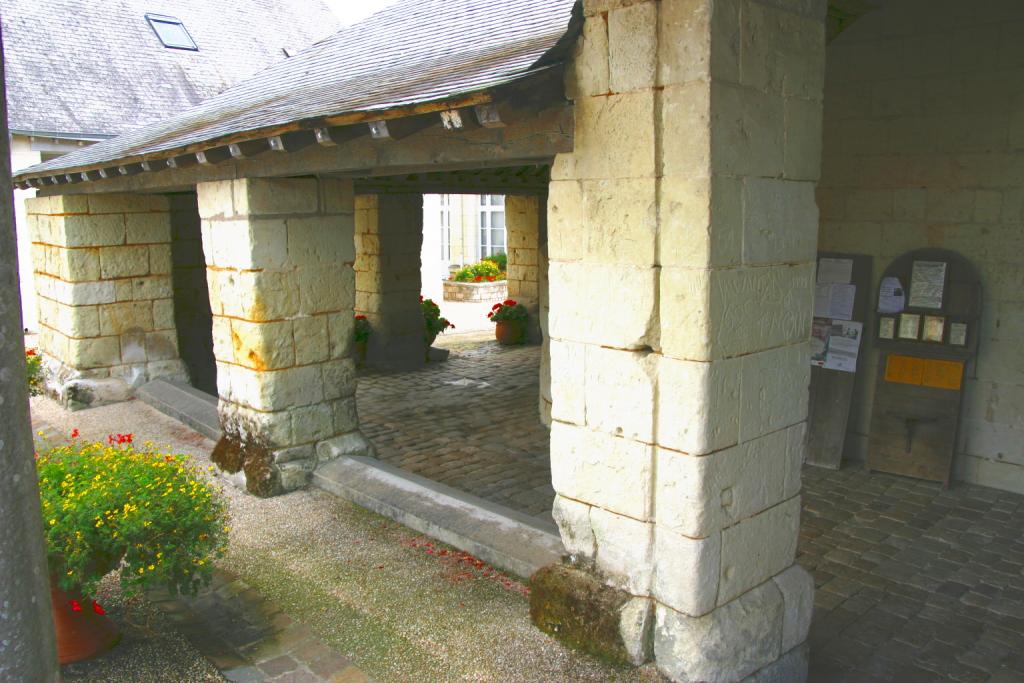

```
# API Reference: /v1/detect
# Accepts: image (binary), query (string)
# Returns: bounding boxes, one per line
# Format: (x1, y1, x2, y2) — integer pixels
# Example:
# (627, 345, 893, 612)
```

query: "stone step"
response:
(137, 378, 221, 442)
(313, 455, 562, 580)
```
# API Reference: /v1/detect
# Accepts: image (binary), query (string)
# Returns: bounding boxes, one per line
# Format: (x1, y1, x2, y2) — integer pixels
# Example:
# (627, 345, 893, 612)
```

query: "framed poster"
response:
(949, 322, 968, 346)
(898, 313, 921, 340)
(922, 315, 945, 343)
(908, 260, 947, 309)
(879, 316, 896, 340)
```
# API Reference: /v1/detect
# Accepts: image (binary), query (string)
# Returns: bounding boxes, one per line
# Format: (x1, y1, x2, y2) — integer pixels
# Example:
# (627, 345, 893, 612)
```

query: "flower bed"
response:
(443, 279, 508, 303)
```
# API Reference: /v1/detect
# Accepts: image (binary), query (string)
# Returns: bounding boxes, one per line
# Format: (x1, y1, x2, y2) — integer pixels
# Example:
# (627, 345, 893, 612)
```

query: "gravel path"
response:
(32, 396, 663, 683)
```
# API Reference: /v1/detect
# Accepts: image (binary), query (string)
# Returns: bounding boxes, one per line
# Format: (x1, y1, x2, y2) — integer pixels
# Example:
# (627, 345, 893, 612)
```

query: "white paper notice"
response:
(877, 276, 905, 314)
(823, 321, 863, 373)
(818, 257, 854, 284)
(814, 283, 857, 321)
(908, 261, 947, 309)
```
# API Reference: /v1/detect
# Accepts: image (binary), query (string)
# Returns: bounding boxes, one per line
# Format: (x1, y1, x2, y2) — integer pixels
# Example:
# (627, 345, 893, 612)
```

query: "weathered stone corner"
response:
(211, 435, 281, 498)
(529, 562, 653, 667)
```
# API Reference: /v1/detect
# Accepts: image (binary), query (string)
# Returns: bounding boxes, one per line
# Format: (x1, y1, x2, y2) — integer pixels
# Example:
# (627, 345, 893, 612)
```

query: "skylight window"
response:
(145, 14, 198, 51)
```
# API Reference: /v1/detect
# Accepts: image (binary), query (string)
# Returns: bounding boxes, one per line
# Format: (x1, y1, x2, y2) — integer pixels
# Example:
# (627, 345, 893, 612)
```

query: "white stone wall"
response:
(506, 195, 542, 341)
(12, 136, 40, 332)
(27, 193, 187, 407)
(819, 0, 1024, 493)
(548, 0, 824, 679)
(197, 177, 370, 492)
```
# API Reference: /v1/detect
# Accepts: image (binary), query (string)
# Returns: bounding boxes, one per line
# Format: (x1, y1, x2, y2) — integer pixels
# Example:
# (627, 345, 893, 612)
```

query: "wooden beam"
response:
(229, 139, 271, 159)
(267, 130, 316, 153)
(141, 159, 169, 172)
(314, 124, 368, 147)
(475, 104, 505, 128)
(118, 163, 144, 176)
(166, 154, 199, 170)
(196, 147, 233, 165)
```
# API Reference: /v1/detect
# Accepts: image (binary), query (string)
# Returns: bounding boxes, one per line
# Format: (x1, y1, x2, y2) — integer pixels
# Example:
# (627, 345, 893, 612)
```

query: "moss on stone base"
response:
(212, 435, 281, 498)
(529, 563, 637, 667)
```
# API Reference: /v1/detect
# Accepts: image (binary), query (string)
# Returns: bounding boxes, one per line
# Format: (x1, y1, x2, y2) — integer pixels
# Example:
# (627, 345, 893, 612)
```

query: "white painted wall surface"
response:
(11, 135, 40, 332)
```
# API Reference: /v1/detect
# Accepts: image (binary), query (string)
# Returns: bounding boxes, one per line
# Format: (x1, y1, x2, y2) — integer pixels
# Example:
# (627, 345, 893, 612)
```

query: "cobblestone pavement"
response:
(359, 342, 1024, 682)
(357, 342, 554, 522)
(149, 569, 368, 683)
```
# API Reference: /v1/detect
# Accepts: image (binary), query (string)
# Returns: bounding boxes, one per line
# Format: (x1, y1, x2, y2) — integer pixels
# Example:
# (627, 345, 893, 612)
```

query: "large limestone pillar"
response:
(354, 194, 424, 368)
(506, 195, 543, 343)
(536, 1, 824, 681)
(197, 177, 372, 497)
(0, 37, 59, 679)
(26, 192, 187, 409)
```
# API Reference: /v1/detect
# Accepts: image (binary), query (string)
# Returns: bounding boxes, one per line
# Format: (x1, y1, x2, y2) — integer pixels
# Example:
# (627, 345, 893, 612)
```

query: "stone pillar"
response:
(26, 193, 187, 409)
(538, 227, 552, 427)
(0, 32, 60, 677)
(197, 177, 372, 497)
(535, 1, 824, 681)
(354, 194, 424, 368)
(506, 195, 542, 343)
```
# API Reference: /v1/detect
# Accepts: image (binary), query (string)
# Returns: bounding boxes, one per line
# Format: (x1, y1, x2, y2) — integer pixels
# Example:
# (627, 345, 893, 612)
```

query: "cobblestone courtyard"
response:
(358, 341, 1024, 682)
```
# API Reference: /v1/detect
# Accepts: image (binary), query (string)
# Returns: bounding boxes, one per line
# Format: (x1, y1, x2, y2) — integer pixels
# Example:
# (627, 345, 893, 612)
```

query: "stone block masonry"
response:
(27, 193, 187, 409)
(441, 279, 507, 303)
(197, 177, 372, 497)
(354, 194, 425, 368)
(534, 0, 825, 681)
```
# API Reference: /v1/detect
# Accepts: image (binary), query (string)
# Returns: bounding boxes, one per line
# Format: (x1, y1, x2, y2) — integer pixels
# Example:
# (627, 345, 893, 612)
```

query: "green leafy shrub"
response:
(454, 260, 502, 282)
(26, 348, 43, 396)
(483, 252, 507, 272)
(353, 315, 372, 343)
(488, 299, 529, 323)
(37, 435, 230, 597)
(422, 296, 454, 344)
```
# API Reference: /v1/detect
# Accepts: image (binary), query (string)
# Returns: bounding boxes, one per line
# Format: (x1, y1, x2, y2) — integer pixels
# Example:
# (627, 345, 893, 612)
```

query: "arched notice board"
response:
(867, 248, 982, 486)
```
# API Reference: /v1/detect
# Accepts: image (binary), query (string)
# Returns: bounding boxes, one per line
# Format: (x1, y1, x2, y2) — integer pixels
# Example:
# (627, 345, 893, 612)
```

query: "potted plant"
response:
(488, 299, 528, 345)
(422, 296, 455, 354)
(353, 315, 371, 366)
(36, 433, 229, 663)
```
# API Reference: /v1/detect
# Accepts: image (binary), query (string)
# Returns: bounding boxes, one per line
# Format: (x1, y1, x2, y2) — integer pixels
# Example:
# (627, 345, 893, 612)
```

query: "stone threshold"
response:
(136, 378, 563, 579)
(137, 378, 221, 442)
(313, 455, 563, 580)
(150, 568, 369, 683)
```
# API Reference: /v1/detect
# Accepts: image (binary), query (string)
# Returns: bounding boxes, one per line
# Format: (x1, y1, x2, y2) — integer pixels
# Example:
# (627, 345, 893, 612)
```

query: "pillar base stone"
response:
(44, 357, 187, 411)
(529, 563, 653, 667)
(740, 643, 809, 683)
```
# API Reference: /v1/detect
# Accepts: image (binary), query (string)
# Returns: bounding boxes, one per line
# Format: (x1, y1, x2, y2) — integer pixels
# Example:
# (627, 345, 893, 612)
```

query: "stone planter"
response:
(443, 279, 507, 303)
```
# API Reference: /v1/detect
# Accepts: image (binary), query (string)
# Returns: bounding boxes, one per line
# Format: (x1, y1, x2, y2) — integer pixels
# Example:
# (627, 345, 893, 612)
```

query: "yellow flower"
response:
(49, 518, 56, 525)
(148, 564, 155, 571)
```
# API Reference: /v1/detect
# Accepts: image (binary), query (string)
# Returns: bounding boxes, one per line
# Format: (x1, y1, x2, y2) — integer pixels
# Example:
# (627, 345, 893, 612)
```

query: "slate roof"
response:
(2, 0, 340, 138)
(14, 0, 579, 182)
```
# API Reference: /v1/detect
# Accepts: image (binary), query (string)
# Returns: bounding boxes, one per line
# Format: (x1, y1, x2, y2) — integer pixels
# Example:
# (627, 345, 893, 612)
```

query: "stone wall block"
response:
(718, 496, 801, 605)
(196, 180, 235, 219)
(739, 2, 824, 99)
(660, 82, 712, 178)
(742, 179, 819, 265)
(608, 1, 658, 93)
(567, 11, 609, 99)
(711, 82, 785, 178)
(550, 421, 654, 520)
(299, 265, 353, 315)
(654, 580, 783, 683)
(548, 262, 657, 348)
(570, 92, 656, 181)
(771, 564, 814, 653)
(322, 358, 357, 400)
(149, 245, 173, 275)
(59, 248, 101, 281)
(656, 426, 799, 539)
(590, 507, 654, 595)
(126, 213, 172, 244)
(739, 344, 811, 442)
(652, 527, 721, 617)
(547, 180, 584, 261)
(290, 403, 336, 444)
(227, 364, 324, 412)
(659, 175, 742, 269)
(327, 313, 355, 359)
(99, 301, 154, 337)
(784, 97, 824, 181)
(549, 339, 587, 425)
(235, 178, 319, 216)
(88, 193, 169, 215)
(66, 336, 120, 369)
(293, 315, 330, 365)
(288, 215, 356, 265)
(99, 245, 150, 279)
(320, 177, 356, 215)
(145, 330, 179, 361)
(60, 214, 126, 248)
(331, 397, 359, 434)
(131, 275, 174, 302)
(552, 494, 597, 560)
(656, 354, 740, 455)
(584, 345, 656, 442)
(229, 319, 295, 371)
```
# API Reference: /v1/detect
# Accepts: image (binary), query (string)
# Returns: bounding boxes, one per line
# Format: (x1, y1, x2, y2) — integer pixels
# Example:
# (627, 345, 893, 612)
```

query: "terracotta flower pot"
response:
(50, 577, 120, 664)
(494, 320, 525, 345)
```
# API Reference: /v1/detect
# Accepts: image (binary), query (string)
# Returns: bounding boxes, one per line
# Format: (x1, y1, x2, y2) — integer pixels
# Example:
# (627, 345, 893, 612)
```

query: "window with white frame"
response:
(440, 194, 452, 261)
(478, 195, 506, 258)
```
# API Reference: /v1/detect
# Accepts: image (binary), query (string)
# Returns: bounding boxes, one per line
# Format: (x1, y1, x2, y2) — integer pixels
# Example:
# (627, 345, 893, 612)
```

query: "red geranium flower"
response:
(487, 312, 493, 318)
(503, 299, 516, 306)
(474, 275, 483, 282)
(69, 600, 82, 612)
(492, 303, 502, 311)
(355, 314, 367, 320)
(70, 429, 79, 438)
(25, 349, 36, 357)
(92, 601, 105, 615)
